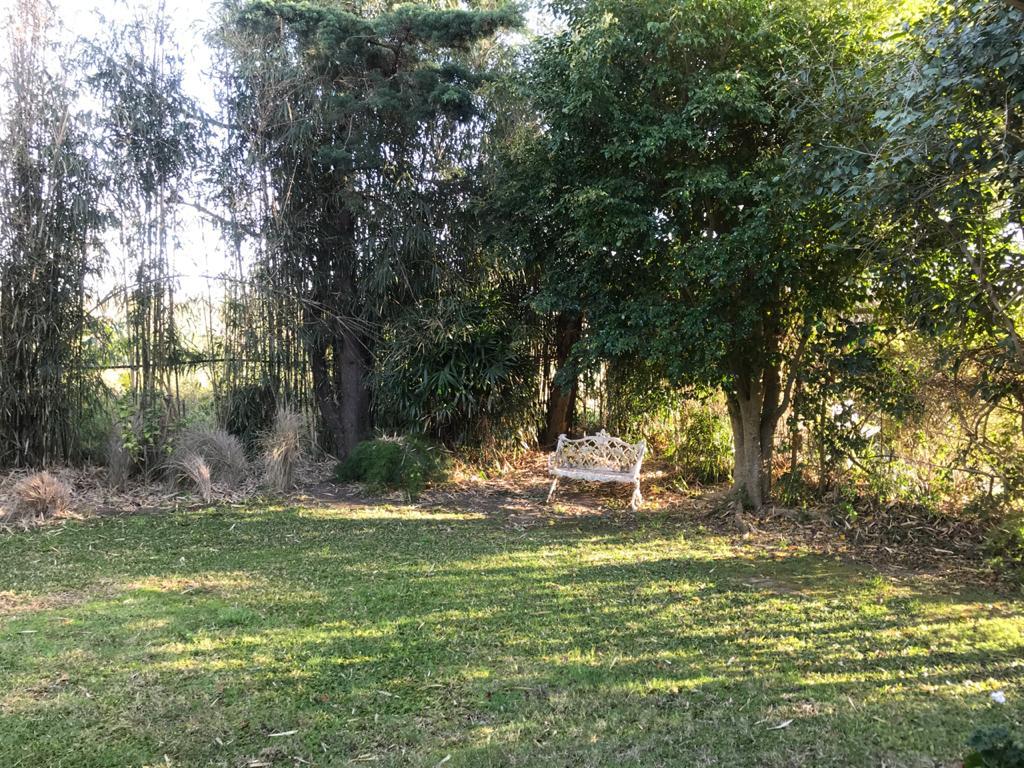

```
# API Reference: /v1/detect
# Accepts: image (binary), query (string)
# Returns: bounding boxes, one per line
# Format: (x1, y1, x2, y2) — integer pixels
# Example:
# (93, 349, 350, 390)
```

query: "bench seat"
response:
(547, 430, 647, 510)
(550, 466, 637, 483)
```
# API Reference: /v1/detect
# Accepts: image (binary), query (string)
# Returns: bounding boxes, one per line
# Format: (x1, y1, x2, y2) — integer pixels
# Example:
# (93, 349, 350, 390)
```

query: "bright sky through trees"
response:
(0, 0, 552, 304)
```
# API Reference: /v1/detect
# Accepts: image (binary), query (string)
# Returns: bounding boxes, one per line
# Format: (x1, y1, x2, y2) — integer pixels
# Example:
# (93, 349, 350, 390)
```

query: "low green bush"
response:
(775, 470, 816, 508)
(964, 492, 1024, 572)
(371, 290, 536, 459)
(222, 380, 278, 452)
(335, 436, 446, 497)
(985, 512, 1024, 571)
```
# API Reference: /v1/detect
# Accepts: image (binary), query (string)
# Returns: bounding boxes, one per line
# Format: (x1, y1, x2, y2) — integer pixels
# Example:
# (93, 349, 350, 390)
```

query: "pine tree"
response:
(215, 1, 517, 457)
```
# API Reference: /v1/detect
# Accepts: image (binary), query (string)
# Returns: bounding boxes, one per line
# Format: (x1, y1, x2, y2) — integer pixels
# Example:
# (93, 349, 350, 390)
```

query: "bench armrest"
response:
(547, 434, 568, 470)
(631, 441, 647, 478)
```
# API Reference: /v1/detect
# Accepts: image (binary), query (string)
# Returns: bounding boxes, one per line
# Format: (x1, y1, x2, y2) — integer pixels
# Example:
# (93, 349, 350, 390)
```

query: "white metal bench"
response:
(546, 430, 647, 510)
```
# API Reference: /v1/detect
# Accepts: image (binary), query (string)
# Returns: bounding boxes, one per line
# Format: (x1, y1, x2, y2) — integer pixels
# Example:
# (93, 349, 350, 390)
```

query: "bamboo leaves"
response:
(0, 0, 104, 466)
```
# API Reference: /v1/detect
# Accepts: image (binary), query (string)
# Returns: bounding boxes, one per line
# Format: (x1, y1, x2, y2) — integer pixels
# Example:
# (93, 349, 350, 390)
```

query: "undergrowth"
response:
(335, 435, 446, 497)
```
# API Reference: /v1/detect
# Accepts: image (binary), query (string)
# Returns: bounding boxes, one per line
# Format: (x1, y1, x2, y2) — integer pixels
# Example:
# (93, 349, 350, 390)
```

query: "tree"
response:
(0, 0, 104, 465)
(798, 0, 1024, 507)
(86, 1, 203, 425)
(505, 0, 886, 507)
(855, 0, 1024, 435)
(214, 0, 517, 458)
(485, 64, 589, 447)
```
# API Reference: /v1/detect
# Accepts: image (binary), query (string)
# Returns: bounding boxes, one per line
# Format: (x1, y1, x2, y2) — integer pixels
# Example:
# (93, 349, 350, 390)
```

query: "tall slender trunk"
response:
(542, 312, 583, 446)
(309, 330, 372, 460)
(338, 331, 372, 456)
(788, 378, 803, 477)
(309, 336, 346, 458)
(305, 206, 372, 461)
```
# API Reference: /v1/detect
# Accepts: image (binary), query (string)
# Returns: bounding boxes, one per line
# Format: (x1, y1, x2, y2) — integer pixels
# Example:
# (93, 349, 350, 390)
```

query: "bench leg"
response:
(546, 477, 559, 504)
(630, 480, 643, 512)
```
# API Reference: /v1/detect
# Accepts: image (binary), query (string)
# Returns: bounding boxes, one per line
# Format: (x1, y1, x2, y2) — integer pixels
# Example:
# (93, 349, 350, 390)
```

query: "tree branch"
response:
(959, 241, 1024, 367)
(777, 323, 812, 419)
(166, 193, 261, 239)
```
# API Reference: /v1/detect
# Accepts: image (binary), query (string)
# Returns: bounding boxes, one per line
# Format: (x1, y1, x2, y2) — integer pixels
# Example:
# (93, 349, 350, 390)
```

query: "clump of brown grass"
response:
(5, 472, 72, 526)
(175, 426, 248, 484)
(262, 408, 304, 493)
(167, 452, 213, 503)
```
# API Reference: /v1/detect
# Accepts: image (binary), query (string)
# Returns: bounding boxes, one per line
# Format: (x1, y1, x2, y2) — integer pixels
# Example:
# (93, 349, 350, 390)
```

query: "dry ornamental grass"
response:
(166, 453, 213, 503)
(174, 426, 248, 484)
(104, 430, 132, 490)
(262, 408, 304, 493)
(4, 471, 72, 526)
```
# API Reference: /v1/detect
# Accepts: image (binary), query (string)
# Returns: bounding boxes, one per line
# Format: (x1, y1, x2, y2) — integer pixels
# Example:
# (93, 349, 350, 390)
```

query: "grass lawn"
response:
(1, 501, 1022, 767)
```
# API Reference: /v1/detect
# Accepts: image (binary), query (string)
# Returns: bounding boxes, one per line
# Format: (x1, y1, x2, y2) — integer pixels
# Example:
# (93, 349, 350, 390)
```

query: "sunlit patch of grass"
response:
(126, 571, 269, 593)
(0, 502, 1022, 766)
(296, 503, 487, 522)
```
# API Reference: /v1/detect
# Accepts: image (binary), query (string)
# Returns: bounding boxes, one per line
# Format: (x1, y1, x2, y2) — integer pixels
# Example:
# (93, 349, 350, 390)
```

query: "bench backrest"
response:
(550, 430, 646, 474)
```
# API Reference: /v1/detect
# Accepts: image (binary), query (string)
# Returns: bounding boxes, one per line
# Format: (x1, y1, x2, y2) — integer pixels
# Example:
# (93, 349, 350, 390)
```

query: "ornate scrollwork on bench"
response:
(546, 430, 647, 510)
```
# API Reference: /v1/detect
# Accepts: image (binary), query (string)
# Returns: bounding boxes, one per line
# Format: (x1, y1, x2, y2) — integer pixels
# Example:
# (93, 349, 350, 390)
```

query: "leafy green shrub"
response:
(371, 290, 536, 459)
(335, 436, 446, 497)
(603, 363, 682, 441)
(960, 483, 1024, 571)
(666, 404, 733, 484)
(965, 727, 1024, 768)
(865, 457, 934, 505)
(106, 396, 180, 485)
(984, 509, 1024, 571)
(75, 384, 117, 464)
(775, 470, 815, 508)
(601, 382, 733, 486)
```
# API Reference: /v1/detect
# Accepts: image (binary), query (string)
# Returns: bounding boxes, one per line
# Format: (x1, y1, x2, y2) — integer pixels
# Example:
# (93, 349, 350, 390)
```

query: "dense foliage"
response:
(372, 286, 537, 452)
(212, 0, 517, 460)
(495, 0, 892, 506)
(965, 726, 1024, 768)
(0, 1, 105, 465)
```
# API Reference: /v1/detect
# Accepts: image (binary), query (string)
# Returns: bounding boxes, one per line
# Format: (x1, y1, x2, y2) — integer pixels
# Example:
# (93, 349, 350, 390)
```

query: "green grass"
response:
(1, 503, 1022, 767)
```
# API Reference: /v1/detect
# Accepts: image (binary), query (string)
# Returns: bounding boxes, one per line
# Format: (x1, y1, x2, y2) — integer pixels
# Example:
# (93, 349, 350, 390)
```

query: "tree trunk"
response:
(338, 332, 372, 457)
(542, 312, 583, 446)
(726, 364, 785, 510)
(309, 330, 372, 460)
(789, 378, 803, 476)
(303, 202, 374, 461)
(310, 337, 347, 458)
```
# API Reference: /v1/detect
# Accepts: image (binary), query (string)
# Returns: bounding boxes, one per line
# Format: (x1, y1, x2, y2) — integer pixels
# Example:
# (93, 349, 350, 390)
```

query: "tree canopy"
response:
(494, 0, 896, 505)
(214, 0, 518, 457)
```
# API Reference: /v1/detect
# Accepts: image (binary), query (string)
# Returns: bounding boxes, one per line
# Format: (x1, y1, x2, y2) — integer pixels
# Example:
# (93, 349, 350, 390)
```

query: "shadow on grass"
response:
(1, 504, 1022, 767)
